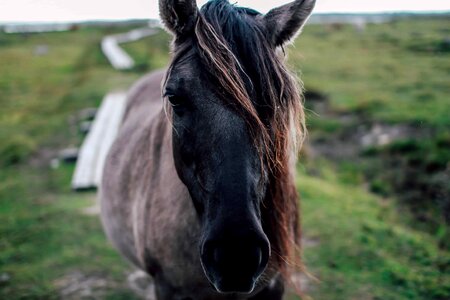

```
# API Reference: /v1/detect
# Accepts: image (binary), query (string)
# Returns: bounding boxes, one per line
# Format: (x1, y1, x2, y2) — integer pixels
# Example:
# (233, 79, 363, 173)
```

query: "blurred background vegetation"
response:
(0, 15, 449, 299)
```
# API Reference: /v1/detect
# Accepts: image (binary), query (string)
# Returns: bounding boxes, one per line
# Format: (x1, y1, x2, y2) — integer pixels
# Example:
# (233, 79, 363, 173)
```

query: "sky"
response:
(0, 0, 449, 23)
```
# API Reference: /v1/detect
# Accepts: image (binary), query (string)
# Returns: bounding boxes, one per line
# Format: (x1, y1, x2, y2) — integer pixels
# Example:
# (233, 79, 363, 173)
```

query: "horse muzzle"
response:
(200, 232, 270, 294)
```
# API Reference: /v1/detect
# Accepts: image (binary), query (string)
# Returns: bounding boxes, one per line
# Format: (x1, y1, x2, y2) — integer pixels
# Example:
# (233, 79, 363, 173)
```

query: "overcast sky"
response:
(0, 0, 449, 23)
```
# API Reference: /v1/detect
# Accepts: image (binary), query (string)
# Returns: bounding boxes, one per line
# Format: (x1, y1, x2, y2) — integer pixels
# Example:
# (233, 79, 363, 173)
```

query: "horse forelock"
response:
(168, 0, 306, 286)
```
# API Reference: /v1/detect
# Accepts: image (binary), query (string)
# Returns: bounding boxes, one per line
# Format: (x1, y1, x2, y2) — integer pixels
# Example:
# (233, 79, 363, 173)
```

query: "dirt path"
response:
(101, 28, 156, 70)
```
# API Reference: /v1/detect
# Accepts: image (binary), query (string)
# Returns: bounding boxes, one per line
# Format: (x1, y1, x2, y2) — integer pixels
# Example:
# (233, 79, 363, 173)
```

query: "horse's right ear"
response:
(159, 0, 198, 35)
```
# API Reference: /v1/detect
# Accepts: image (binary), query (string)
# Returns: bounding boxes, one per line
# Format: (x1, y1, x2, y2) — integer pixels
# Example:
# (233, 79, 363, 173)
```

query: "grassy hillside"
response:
(292, 17, 450, 241)
(0, 17, 449, 299)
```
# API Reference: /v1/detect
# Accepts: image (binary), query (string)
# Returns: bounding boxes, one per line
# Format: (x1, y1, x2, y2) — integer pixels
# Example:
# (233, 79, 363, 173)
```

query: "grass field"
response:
(0, 17, 449, 299)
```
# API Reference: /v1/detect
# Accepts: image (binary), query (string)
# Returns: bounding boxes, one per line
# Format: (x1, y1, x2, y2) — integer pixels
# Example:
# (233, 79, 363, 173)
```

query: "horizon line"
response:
(1, 9, 449, 26)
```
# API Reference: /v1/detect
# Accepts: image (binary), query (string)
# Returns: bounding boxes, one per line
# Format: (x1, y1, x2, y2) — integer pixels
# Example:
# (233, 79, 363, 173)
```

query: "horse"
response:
(100, 0, 315, 299)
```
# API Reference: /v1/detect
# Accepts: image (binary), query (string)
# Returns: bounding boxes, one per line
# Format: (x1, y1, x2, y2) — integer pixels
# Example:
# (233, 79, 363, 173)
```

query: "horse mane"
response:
(171, 0, 306, 286)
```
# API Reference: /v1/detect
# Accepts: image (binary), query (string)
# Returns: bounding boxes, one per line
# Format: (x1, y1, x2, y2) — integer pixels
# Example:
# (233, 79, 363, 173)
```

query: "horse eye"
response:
(166, 94, 184, 107)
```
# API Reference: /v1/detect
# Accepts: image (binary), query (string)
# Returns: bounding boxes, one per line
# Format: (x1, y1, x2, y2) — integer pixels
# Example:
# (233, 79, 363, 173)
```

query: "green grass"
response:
(1, 18, 449, 299)
(291, 17, 450, 127)
(297, 168, 450, 300)
(121, 30, 171, 72)
(0, 26, 147, 167)
(294, 17, 450, 238)
(0, 163, 140, 299)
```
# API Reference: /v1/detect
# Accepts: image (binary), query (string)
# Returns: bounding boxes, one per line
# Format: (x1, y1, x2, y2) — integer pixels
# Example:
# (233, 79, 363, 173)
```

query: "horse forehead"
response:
(168, 54, 202, 85)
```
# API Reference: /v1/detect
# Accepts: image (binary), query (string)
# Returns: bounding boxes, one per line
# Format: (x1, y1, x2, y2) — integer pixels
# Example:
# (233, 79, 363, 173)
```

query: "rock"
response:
(0, 273, 11, 284)
(360, 123, 411, 147)
(82, 203, 101, 216)
(34, 45, 49, 56)
(438, 37, 450, 53)
(302, 237, 320, 248)
(58, 147, 78, 163)
(50, 158, 60, 169)
(79, 121, 93, 134)
(291, 271, 314, 293)
(127, 270, 156, 300)
(54, 271, 109, 299)
(78, 108, 97, 121)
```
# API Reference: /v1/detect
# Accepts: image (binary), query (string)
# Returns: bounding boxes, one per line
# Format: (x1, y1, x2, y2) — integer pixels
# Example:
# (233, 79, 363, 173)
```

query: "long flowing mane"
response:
(168, 0, 306, 284)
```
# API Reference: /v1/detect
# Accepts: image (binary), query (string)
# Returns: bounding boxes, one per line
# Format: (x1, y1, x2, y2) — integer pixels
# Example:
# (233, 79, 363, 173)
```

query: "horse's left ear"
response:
(263, 0, 316, 47)
(159, 0, 198, 35)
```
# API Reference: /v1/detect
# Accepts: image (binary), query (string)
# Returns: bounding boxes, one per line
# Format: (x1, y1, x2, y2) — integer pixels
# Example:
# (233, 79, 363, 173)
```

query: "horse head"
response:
(159, 0, 315, 294)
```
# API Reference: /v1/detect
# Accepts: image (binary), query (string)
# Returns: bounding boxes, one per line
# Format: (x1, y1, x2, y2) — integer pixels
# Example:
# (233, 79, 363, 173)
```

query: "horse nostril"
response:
(209, 243, 267, 275)
(213, 247, 223, 266)
(245, 246, 262, 271)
